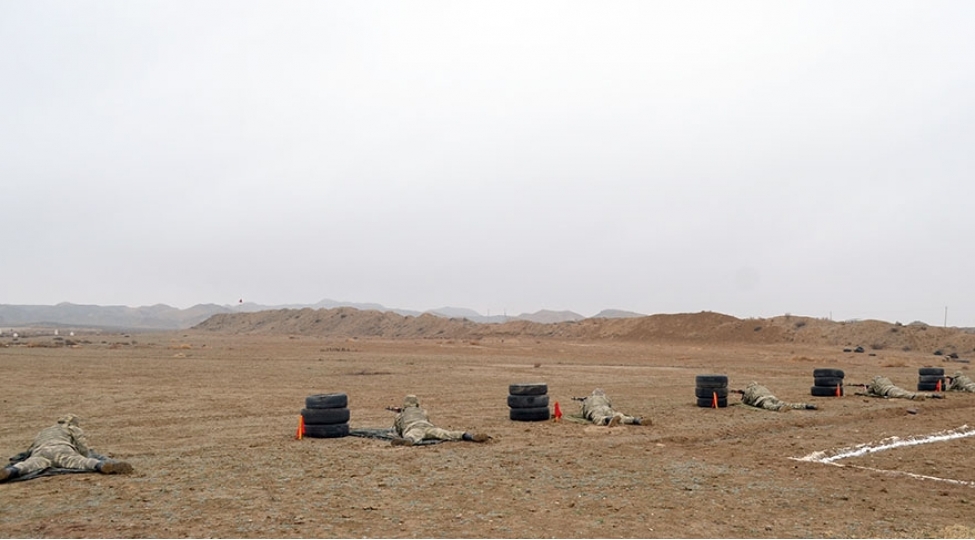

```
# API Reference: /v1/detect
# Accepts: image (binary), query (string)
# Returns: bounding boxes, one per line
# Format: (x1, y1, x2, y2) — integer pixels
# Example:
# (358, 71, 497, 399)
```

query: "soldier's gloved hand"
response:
(805, 404, 818, 410)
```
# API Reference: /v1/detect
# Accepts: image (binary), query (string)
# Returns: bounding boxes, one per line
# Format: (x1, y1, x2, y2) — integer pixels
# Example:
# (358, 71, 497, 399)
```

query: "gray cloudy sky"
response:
(2, 1, 974, 325)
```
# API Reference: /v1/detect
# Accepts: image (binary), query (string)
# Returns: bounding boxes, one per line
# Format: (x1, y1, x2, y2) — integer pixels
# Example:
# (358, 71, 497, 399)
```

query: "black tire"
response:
(694, 386, 728, 399)
(509, 406, 550, 421)
(813, 369, 845, 379)
(811, 385, 844, 397)
(301, 407, 350, 425)
(696, 396, 728, 408)
(303, 422, 349, 438)
(918, 375, 947, 384)
(507, 394, 550, 408)
(695, 375, 728, 388)
(508, 383, 548, 396)
(917, 382, 943, 392)
(813, 377, 844, 387)
(305, 393, 348, 409)
(919, 367, 945, 376)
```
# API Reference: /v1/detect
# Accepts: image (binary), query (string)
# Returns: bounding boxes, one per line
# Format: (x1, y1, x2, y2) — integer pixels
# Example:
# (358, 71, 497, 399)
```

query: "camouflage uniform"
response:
(393, 395, 469, 445)
(866, 375, 931, 400)
(580, 389, 643, 426)
(0, 414, 132, 482)
(741, 382, 815, 411)
(948, 372, 975, 393)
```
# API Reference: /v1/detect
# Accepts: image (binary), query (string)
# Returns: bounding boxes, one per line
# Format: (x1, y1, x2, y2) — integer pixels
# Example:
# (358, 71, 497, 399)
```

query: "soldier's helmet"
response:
(592, 388, 606, 396)
(57, 414, 80, 427)
(403, 395, 420, 408)
(954, 371, 964, 378)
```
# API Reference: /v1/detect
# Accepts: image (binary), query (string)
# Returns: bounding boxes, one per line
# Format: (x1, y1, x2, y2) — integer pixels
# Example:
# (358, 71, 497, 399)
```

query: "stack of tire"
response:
(695, 375, 728, 408)
(811, 368, 845, 397)
(508, 383, 550, 421)
(918, 367, 946, 392)
(302, 393, 350, 438)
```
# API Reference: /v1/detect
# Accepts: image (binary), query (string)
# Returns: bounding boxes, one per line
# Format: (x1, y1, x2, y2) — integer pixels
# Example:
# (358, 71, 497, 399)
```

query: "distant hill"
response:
(0, 299, 583, 330)
(516, 310, 585, 323)
(0, 302, 231, 330)
(593, 309, 647, 319)
(192, 307, 975, 358)
(425, 306, 511, 324)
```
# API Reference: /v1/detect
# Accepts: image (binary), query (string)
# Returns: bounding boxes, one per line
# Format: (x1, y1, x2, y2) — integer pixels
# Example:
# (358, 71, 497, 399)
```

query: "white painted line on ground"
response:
(791, 425, 975, 486)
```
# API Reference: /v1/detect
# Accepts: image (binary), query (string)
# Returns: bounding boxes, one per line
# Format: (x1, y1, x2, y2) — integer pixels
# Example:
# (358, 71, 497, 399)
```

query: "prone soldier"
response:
(571, 388, 647, 427)
(387, 395, 490, 446)
(854, 375, 944, 400)
(733, 382, 818, 411)
(0, 414, 133, 483)
(947, 371, 975, 393)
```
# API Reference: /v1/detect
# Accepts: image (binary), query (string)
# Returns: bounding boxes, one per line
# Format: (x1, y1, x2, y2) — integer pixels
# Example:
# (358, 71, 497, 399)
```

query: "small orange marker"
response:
(296, 415, 305, 440)
(836, 383, 841, 397)
(937, 378, 942, 392)
(553, 401, 563, 422)
(712, 391, 718, 409)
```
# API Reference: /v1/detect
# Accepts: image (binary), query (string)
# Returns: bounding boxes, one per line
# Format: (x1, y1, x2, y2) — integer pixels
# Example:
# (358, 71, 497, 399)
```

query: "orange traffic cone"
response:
(712, 391, 718, 409)
(937, 378, 942, 392)
(553, 401, 563, 422)
(296, 415, 305, 440)
(836, 383, 841, 397)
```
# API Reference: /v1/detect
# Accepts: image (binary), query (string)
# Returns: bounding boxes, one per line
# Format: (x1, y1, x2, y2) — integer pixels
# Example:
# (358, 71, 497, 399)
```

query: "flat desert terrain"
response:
(2, 311, 975, 538)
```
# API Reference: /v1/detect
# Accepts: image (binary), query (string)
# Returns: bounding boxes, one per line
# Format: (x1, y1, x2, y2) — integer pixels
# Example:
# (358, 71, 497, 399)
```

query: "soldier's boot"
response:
(805, 404, 818, 410)
(607, 413, 623, 428)
(390, 437, 414, 447)
(633, 417, 651, 426)
(462, 432, 490, 442)
(0, 466, 19, 483)
(96, 460, 134, 475)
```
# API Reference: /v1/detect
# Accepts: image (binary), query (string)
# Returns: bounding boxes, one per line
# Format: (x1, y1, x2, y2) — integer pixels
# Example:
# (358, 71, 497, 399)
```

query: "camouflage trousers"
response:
(584, 404, 639, 425)
(400, 425, 466, 444)
(11, 444, 101, 476)
(868, 378, 928, 400)
(750, 395, 811, 412)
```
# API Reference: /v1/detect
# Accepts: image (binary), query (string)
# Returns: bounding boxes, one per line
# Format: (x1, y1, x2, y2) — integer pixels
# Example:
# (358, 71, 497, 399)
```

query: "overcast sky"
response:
(2, 1, 974, 326)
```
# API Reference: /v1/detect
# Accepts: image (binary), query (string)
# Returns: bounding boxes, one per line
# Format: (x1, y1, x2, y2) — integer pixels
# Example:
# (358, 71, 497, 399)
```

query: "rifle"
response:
(570, 397, 587, 402)
(385, 406, 403, 413)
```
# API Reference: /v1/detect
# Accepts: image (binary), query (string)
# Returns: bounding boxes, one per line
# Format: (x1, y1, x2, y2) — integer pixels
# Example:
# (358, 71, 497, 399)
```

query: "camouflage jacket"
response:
(394, 406, 435, 435)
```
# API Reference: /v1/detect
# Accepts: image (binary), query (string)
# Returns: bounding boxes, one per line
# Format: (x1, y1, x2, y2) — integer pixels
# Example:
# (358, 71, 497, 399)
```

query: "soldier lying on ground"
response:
(733, 382, 818, 411)
(854, 375, 944, 400)
(0, 414, 133, 483)
(947, 372, 975, 393)
(572, 388, 648, 426)
(386, 395, 490, 447)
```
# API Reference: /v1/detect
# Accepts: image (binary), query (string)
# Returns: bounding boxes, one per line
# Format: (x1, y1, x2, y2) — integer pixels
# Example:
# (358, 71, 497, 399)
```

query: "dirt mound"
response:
(194, 307, 975, 355)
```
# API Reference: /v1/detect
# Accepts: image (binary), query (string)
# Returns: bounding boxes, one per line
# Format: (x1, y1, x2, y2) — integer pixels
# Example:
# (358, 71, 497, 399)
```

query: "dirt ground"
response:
(2, 330, 975, 538)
